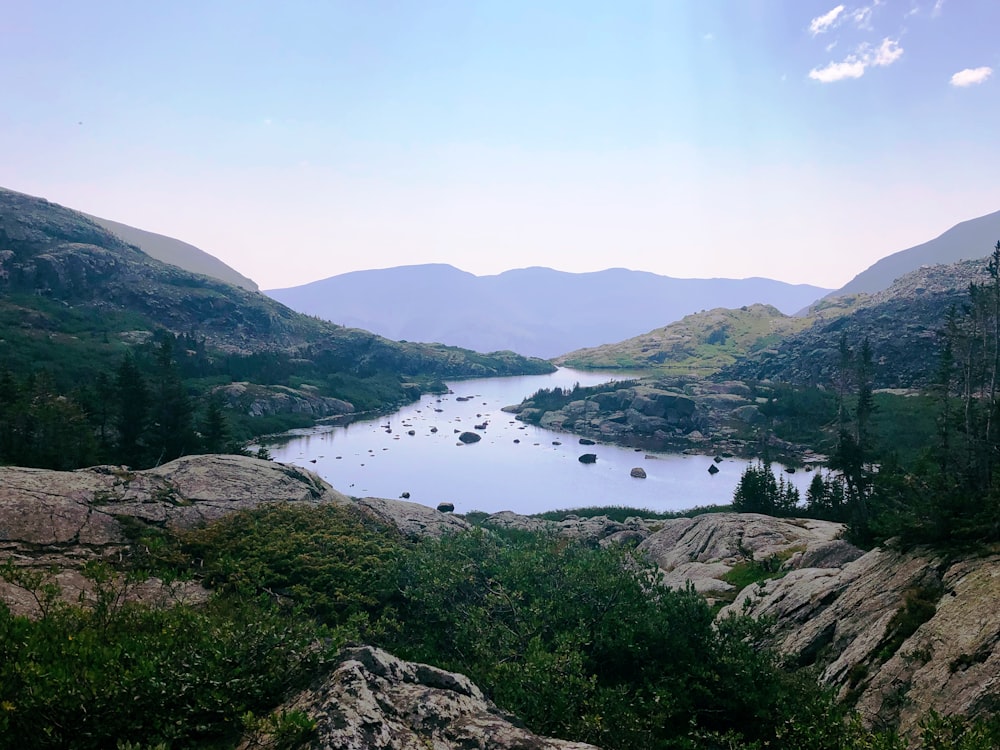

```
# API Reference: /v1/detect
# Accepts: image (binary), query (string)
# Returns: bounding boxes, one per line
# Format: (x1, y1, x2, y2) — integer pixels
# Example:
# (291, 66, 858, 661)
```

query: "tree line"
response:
(733, 244, 1000, 546)
(0, 332, 236, 471)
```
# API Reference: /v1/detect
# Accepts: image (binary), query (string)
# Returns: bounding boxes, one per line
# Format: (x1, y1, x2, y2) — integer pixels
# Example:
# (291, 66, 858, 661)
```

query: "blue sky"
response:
(2, 1, 999, 289)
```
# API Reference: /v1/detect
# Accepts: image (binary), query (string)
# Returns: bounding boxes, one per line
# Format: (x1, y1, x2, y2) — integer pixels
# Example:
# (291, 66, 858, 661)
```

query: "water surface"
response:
(264, 368, 813, 515)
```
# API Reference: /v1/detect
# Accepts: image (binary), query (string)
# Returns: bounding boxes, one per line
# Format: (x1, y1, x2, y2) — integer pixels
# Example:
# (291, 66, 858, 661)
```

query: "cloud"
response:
(849, 6, 873, 29)
(810, 5, 845, 35)
(873, 38, 903, 66)
(932, 0, 946, 16)
(809, 60, 866, 82)
(809, 37, 903, 83)
(950, 67, 993, 87)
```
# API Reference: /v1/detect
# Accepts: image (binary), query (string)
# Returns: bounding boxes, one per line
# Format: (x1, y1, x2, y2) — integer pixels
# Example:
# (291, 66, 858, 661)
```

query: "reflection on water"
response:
(264, 368, 814, 515)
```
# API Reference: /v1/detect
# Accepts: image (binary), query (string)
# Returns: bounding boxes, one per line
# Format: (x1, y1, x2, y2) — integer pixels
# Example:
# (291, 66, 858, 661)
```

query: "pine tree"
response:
(115, 352, 149, 468)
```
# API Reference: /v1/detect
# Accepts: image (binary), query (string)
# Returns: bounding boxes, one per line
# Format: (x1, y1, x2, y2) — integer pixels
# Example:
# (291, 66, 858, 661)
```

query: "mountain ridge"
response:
(83, 211, 259, 291)
(267, 264, 830, 359)
(830, 208, 1000, 298)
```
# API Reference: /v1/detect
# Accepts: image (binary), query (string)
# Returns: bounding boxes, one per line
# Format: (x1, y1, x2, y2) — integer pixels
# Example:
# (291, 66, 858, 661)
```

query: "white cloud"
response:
(702, 32, 714, 42)
(872, 38, 903, 66)
(810, 5, 845, 35)
(809, 37, 903, 83)
(849, 6, 873, 29)
(809, 60, 866, 82)
(932, 0, 946, 16)
(950, 67, 993, 87)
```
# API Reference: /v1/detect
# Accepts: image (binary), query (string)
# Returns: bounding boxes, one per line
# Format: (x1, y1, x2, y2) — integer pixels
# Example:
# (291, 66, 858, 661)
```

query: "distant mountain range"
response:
(830, 209, 1000, 298)
(266, 266, 830, 359)
(83, 213, 259, 291)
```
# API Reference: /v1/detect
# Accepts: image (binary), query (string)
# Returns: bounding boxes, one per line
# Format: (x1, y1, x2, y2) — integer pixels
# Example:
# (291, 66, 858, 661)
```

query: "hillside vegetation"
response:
(0, 187, 552, 471)
(555, 303, 814, 374)
(4, 500, 996, 750)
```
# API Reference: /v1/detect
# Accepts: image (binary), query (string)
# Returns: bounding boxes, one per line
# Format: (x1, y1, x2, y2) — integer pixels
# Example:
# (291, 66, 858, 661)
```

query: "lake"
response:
(263, 368, 815, 516)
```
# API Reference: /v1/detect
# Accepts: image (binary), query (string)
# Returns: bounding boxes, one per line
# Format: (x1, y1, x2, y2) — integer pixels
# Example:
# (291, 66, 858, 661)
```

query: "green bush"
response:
(0, 590, 332, 749)
(378, 528, 848, 749)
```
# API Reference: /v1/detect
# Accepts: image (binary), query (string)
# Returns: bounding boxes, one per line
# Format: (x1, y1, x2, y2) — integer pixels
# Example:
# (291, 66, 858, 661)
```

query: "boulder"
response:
(630, 467, 647, 479)
(458, 432, 482, 444)
(0, 455, 345, 567)
(355, 497, 469, 539)
(578, 453, 598, 464)
(437, 502, 455, 513)
(636, 513, 845, 594)
(241, 645, 600, 750)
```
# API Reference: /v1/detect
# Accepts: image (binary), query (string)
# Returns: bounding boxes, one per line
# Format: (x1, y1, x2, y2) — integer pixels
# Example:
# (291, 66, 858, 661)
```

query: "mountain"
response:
(0, 186, 552, 410)
(84, 212, 259, 291)
(720, 257, 992, 389)
(831, 208, 1000, 297)
(266, 265, 831, 359)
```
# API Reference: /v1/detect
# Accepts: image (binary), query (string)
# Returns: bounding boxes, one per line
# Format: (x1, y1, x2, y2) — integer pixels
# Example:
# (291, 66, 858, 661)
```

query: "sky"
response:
(2, 1, 1000, 290)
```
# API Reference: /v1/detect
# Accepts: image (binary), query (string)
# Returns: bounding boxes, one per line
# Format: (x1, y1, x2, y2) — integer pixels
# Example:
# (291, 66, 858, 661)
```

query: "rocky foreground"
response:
(1, 455, 996, 744)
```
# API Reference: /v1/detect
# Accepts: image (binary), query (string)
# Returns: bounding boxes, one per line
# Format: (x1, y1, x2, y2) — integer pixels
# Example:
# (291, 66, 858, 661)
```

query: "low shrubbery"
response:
(2, 503, 996, 749)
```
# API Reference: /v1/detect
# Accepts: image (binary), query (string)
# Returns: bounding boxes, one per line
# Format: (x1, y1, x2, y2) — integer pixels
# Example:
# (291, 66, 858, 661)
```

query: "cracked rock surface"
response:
(241, 645, 600, 750)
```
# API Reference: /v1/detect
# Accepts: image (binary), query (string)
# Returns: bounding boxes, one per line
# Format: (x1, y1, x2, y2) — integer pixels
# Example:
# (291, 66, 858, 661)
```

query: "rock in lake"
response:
(630, 467, 647, 478)
(578, 453, 598, 464)
(458, 431, 482, 444)
(579, 438, 596, 445)
(708, 464, 720, 474)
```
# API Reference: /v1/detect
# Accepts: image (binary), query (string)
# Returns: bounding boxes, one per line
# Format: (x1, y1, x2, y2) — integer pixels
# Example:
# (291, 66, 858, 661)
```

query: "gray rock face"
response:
(217, 382, 354, 418)
(635, 512, 998, 737)
(636, 512, 847, 594)
(0, 455, 345, 569)
(355, 497, 470, 539)
(244, 645, 600, 750)
(722, 546, 1000, 739)
(482, 511, 654, 547)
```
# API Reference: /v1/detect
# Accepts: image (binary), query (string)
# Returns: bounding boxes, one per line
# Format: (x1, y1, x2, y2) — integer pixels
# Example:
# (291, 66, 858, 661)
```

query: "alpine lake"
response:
(262, 367, 814, 516)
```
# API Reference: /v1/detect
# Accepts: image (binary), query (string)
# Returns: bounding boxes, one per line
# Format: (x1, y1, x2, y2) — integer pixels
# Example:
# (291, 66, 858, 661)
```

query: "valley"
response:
(0, 186, 998, 749)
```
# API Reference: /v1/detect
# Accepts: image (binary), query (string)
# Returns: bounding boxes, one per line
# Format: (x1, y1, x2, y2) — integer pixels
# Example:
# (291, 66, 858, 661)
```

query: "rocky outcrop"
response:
(243, 645, 600, 750)
(0, 455, 345, 569)
(721, 545, 1000, 738)
(636, 512, 849, 593)
(482, 511, 654, 547)
(636, 512, 998, 739)
(355, 497, 471, 539)
(216, 382, 354, 419)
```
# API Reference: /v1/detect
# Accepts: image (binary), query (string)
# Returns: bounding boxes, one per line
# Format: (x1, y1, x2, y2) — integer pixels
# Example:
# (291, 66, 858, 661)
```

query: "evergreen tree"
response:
(200, 393, 232, 454)
(149, 336, 196, 465)
(115, 352, 149, 468)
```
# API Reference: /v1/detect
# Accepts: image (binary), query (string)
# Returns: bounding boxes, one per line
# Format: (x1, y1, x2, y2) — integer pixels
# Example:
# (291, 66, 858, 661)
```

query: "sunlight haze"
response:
(2, 0, 999, 289)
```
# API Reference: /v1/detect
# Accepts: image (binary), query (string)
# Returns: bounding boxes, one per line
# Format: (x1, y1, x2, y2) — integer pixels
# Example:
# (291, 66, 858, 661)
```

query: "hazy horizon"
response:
(3, 1, 999, 289)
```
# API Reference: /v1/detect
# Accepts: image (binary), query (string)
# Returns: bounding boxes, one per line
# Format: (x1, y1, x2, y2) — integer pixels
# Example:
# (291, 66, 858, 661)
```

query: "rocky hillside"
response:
(1, 459, 996, 744)
(0, 187, 552, 394)
(833, 208, 1000, 297)
(555, 303, 814, 375)
(634, 513, 998, 740)
(83, 212, 260, 291)
(720, 257, 994, 389)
